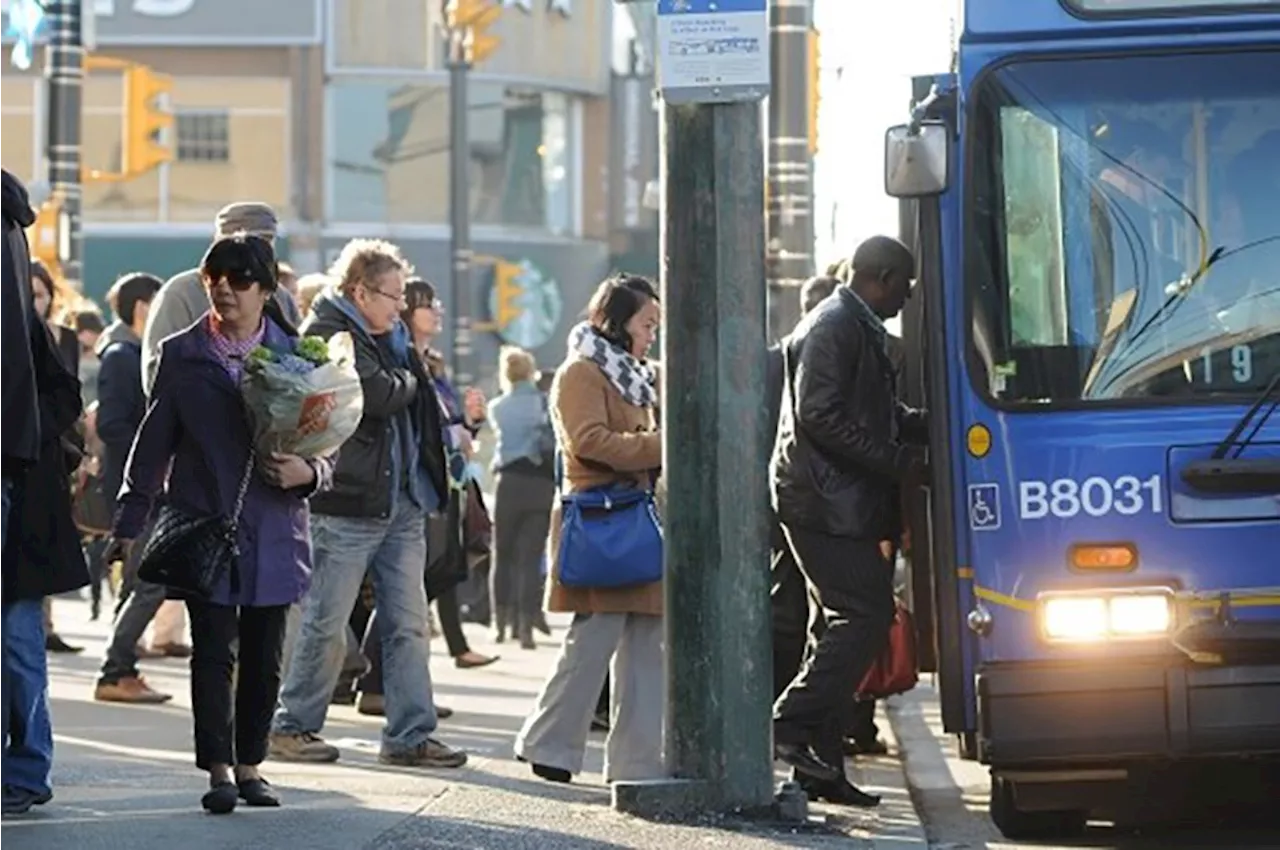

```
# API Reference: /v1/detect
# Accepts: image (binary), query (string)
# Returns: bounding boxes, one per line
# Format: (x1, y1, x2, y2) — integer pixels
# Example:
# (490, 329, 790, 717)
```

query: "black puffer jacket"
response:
(302, 293, 448, 519)
(770, 285, 927, 540)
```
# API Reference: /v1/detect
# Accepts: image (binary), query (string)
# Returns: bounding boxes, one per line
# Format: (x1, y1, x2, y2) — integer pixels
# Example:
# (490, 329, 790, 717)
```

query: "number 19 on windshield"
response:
(1197, 344, 1253, 385)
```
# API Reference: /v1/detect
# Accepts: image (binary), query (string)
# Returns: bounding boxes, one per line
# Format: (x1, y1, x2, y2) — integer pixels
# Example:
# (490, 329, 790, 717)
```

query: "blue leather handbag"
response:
(555, 453, 663, 589)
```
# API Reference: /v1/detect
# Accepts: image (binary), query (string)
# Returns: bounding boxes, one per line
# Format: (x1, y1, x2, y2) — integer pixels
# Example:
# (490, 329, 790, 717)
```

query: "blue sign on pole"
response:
(655, 0, 770, 105)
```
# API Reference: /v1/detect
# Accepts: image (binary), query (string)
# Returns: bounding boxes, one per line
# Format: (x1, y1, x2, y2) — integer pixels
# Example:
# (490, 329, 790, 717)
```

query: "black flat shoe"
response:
(516, 754, 572, 784)
(532, 763, 571, 784)
(806, 778, 882, 808)
(45, 634, 83, 654)
(774, 742, 842, 784)
(201, 781, 238, 815)
(237, 778, 280, 807)
(436, 704, 454, 719)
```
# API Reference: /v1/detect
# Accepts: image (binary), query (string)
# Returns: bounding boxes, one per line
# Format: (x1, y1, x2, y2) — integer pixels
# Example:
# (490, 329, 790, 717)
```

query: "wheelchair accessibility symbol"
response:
(968, 483, 1001, 531)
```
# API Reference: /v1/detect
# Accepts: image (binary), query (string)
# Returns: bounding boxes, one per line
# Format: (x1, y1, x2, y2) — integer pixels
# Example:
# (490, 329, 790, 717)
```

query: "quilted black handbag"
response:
(136, 456, 254, 599)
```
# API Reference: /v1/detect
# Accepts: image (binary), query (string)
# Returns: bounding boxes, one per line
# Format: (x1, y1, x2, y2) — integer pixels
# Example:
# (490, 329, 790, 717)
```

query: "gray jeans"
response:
(98, 517, 165, 684)
(273, 498, 436, 753)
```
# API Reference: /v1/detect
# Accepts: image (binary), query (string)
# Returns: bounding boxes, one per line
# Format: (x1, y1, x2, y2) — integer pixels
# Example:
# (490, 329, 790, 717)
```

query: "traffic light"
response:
(808, 28, 821, 155)
(492, 260, 524, 329)
(123, 64, 174, 176)
(28, 198, 66, 281)
(445, 0, 502, 65)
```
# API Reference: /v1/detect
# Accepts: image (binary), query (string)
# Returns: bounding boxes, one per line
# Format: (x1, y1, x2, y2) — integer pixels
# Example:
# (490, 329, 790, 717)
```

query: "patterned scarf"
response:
(205, 315, 265, 382)
(567, 321, 657, 409)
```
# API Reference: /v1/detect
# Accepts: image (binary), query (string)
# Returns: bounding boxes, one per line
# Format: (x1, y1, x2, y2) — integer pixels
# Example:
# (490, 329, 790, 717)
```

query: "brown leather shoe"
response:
(94, 676, 173, 704)
(152, 642, 193, 659)
(134, 644, 165, 660)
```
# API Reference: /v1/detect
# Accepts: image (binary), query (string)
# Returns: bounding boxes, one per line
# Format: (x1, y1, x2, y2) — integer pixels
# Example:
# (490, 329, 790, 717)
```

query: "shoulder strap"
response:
(230, 452, 255, 526)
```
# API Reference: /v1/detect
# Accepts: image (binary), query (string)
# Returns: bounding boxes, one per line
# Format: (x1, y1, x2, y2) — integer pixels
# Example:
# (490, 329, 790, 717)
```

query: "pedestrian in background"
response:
(354, 276, 497, 719)
(109, 233, 330, 814)
(515, 273, 664, 786)
(29, 259, 86, 655)
(93, 271, 182, 705)
(487, 345, 556, 650)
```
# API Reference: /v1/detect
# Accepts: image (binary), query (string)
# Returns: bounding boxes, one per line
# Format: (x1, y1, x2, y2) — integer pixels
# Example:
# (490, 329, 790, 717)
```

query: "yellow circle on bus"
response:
(967, 424, 992, 459)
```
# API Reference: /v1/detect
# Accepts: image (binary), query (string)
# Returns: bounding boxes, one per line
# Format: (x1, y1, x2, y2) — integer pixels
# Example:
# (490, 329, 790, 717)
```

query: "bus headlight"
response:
(1038, 589, 1173, 642)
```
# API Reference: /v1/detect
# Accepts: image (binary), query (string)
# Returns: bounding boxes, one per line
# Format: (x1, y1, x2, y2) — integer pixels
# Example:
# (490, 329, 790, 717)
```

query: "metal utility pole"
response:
(766, 0, 815, 341)
(446, 31, 474, 387)
(44, 0, 85, 290)
(612, 0, 777, 821)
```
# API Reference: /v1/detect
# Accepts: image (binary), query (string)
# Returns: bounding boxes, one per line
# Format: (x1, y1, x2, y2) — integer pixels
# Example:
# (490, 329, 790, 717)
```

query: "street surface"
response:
(891, 684, 1280, 850)
(4, 595, 925, 850)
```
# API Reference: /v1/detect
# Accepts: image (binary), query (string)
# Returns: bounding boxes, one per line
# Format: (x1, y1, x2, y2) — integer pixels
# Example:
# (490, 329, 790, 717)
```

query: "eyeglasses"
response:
(367, 287, 408, 306)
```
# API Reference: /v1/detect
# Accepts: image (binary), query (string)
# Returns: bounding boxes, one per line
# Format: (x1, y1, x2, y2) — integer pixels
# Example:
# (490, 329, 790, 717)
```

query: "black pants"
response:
(186, 600, 289, 771)
(490, 469, 555, 635)
(773, 525, 894, 773)
(360, 576, 472, 697)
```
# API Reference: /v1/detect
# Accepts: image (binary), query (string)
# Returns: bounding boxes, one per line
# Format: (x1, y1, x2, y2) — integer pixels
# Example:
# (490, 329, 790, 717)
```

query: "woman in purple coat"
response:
(110, 234, 332, 815)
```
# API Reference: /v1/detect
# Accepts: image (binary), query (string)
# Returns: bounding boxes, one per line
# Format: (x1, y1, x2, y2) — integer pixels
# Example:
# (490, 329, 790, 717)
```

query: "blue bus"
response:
(883, 0, 1280, 839)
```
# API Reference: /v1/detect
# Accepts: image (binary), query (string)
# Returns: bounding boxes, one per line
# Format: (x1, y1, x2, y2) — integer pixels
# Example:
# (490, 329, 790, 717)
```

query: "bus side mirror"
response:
(885, 122, 949, 198)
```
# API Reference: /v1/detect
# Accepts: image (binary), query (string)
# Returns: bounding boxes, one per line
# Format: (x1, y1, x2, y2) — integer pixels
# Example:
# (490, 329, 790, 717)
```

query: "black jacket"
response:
(95, 322, 146, 506)
(302, 295, 448, 519)
(2, 317, 89, 601)
(770, 285, 927, 540)
(1, 170, 41, 477)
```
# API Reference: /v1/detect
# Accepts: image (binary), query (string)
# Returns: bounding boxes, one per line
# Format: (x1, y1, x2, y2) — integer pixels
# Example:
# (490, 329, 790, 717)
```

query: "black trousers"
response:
(772, 543, 881, 744)
(360, 574, 472, 697)
(773, 525, 894, 773)
(186, 600, 289, 771)
(490, 469, 555, 634)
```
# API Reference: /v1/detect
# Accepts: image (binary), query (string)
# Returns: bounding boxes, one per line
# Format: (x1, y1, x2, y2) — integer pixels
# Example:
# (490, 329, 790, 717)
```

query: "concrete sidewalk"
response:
(4, 597, 929, 849)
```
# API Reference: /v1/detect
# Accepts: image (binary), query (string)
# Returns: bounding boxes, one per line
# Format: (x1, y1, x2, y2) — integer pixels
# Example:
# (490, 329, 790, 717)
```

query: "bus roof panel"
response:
(964, 0, 1280, 42)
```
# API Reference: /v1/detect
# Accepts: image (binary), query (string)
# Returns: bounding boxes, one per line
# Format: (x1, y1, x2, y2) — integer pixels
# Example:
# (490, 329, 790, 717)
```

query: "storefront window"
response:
(327, 80, 577, 233)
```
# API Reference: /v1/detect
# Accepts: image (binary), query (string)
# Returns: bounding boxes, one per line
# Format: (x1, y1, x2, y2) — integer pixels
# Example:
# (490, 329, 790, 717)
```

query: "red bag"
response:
(856, 599, 919, 700)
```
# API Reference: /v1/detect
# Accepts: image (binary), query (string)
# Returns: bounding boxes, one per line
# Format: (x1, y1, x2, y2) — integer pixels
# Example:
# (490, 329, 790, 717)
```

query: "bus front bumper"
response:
(977, 660, 1280, 766)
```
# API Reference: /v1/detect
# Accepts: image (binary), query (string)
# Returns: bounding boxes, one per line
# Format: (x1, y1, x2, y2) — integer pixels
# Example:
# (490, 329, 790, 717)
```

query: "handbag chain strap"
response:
(229, 454, 255, 527)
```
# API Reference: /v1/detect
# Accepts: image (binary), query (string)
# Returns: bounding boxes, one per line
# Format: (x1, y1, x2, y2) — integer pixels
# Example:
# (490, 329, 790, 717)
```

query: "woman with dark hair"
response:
(514, 272, 664, 785)
(108, 233, 331, 814)
(29, 260, 86, 655)
(354, 277, 497, 716)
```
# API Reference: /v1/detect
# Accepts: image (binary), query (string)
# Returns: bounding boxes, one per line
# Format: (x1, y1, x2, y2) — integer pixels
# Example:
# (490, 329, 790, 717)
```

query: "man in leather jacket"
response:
(270, 239, 465, 770)
(770, 236, 928, 807)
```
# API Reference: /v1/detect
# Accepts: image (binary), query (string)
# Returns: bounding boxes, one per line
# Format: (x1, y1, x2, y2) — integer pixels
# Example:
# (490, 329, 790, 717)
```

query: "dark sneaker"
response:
(379, 737, 467, 768)
(268, 732, 340, 763)
(2, 786, 52, 815)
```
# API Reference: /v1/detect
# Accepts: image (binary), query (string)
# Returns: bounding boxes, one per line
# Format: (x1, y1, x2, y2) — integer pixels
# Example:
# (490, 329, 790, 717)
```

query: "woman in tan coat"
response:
(514, 274, 664, 785)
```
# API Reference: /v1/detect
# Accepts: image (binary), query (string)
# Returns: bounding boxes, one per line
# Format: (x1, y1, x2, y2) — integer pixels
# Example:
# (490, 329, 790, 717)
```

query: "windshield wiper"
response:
(1182, 371, 1280, 495)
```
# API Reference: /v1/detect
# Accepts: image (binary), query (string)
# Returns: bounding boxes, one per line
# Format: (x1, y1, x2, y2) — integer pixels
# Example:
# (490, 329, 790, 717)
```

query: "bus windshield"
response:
(967, 50, 1280, 405)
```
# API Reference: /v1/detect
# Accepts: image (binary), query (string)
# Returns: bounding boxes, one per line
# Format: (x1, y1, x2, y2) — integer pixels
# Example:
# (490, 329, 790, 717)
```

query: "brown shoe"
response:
(94, 676, 173, 704)
(152, 642, 193, 659)
(268, 732, 340, 763)
(357, 692, 385, 717)
(378, 737, 467, 768)
(134, 644, 165, 660)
